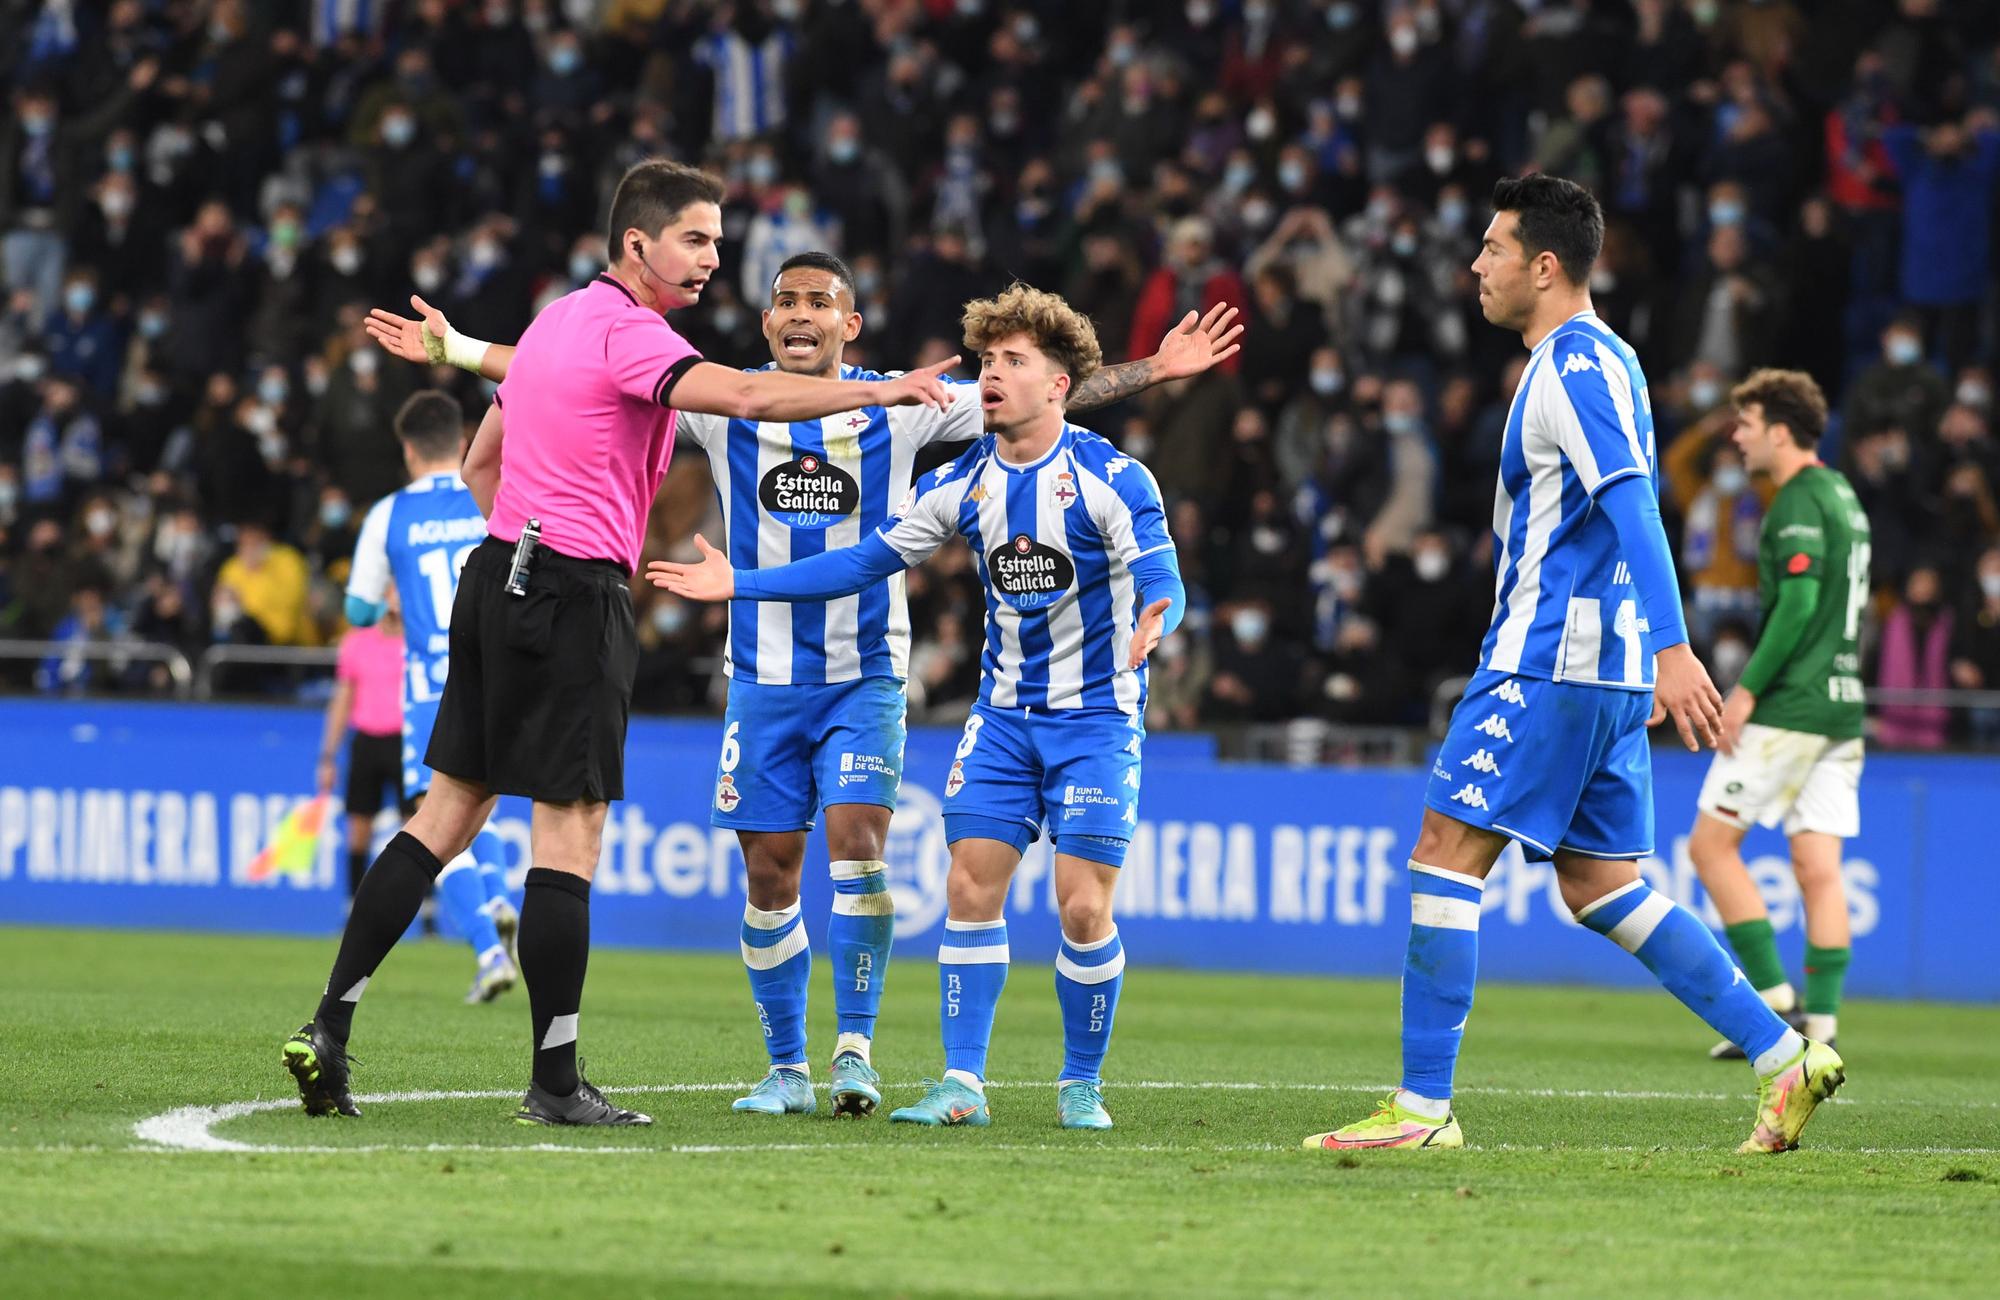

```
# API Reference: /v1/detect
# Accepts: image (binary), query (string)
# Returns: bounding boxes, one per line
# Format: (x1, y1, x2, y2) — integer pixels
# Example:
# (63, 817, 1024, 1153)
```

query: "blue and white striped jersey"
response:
(347, 472, 487, 709)
(693, 28, 795, 141)
(1479, 312, 1662, 692)
(679, 364, 982, 686)
(877, 425, 1174, 717)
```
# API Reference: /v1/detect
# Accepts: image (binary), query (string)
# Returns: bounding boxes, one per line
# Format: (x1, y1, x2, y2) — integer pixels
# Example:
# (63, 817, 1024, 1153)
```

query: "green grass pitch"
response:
(2, 925, 1996, 1298)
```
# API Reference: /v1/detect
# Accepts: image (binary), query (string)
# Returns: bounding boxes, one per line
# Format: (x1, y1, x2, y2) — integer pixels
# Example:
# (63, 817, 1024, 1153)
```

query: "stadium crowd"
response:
(2, 0, 1998, 747)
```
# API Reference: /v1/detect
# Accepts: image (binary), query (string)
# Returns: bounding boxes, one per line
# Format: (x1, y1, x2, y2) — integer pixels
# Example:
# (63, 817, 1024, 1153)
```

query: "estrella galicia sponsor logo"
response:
(760, 453, 859, 529)
(988, 533, 1074, 610)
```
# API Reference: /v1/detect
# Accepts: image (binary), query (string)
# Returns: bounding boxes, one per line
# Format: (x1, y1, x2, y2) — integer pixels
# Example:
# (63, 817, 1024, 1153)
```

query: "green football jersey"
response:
(1749, 464, 1870, 739)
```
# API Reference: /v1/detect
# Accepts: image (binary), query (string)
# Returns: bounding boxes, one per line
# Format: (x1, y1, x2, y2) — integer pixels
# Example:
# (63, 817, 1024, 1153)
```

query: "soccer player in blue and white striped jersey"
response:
(368, 260, 1239, 1118)
(653, 285, 1190, 1130)
(1302, 177, 1846, 1156)
(343, 393, 519, 1008)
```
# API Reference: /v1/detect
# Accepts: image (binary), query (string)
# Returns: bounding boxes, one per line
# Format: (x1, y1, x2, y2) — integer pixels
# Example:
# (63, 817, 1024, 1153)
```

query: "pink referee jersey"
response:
(490, 276, 704, 572)
(336, 623, 405, 738)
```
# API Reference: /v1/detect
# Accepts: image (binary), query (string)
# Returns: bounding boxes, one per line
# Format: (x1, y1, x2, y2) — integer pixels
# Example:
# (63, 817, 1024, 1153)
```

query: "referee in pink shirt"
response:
(282, 159, 957, 1126)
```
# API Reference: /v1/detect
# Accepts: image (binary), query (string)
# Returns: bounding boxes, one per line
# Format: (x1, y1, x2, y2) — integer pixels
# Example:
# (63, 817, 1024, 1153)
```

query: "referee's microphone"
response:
(632, 240, 703, 291)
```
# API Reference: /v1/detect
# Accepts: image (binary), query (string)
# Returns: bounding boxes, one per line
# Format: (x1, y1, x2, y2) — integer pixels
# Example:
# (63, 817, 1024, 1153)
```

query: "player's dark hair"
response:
(394, 390, 464, 460)
(607, 159, 725, 257)
(1491, 174, 1603, 286)
(773, 250, 857, 300)
(1731, 368, 1828, 449)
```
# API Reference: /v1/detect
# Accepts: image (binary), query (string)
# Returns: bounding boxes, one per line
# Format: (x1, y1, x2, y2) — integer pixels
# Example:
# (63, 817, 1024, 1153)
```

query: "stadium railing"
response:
(191, 645, 340, 698)
(0, 638, 194, 697)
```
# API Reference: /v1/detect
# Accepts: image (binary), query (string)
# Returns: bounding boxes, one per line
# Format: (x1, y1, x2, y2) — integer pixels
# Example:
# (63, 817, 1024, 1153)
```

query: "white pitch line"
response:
(126, 1078, 2000, 1156)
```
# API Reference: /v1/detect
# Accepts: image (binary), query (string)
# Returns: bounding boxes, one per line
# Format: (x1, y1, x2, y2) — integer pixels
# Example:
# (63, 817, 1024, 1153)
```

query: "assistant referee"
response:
(279, 159, 958, 1126)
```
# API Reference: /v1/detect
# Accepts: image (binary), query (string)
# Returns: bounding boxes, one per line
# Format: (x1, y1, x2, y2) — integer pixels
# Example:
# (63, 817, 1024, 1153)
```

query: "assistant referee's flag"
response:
(247, 795, 332, 882)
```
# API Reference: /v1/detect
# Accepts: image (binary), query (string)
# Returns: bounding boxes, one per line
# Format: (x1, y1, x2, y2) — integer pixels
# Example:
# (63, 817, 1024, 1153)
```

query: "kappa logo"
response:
(1104, 456, 1134, 480)
(1460, 748, 1503, 777)
(1560, 351, 1598, 376)
(1449, 783, 1490, 811)
(1473, 713, 1515, 742)
(1487, 680, 1527, 707)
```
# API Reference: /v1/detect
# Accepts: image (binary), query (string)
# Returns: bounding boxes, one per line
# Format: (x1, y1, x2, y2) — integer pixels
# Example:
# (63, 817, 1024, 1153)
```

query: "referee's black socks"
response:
(316, 831, 445, 1044)
(520, 868, 592, 1096)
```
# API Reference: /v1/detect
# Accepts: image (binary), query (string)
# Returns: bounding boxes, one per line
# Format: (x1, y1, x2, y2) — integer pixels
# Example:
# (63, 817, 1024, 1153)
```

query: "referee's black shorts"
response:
(344, 730, 413, 818)
(426, 536, 638, 803)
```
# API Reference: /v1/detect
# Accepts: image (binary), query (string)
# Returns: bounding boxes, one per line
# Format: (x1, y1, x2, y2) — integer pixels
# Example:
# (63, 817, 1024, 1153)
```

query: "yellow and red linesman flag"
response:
(246, 795, 332, 882)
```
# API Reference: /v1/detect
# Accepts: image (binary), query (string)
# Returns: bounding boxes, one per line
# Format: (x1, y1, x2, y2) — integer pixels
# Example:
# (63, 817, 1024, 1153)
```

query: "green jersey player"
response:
(1690, 369, 1869, 1057)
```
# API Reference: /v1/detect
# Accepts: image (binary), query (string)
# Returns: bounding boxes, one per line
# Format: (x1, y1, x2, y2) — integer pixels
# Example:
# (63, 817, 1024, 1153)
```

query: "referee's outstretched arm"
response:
(668, 355, 961, 422)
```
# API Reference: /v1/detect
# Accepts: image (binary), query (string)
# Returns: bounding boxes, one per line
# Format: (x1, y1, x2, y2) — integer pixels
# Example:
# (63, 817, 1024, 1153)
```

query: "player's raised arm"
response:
(1064, 302, 1243, 413)
(648, 530, 909, 604)
(653, 458, 969, 603)
(670, 354, 960, 421)
(366, 295, 516, 383)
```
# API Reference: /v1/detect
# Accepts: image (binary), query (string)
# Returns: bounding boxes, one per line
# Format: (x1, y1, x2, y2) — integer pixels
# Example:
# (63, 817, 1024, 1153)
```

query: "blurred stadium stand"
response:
(2, 0, 1998, 753)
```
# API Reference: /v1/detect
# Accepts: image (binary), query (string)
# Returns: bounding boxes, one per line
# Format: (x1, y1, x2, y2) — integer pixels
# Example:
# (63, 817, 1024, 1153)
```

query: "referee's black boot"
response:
(514, 1071, 652, 1127)
(282, 1021, 361, 1117)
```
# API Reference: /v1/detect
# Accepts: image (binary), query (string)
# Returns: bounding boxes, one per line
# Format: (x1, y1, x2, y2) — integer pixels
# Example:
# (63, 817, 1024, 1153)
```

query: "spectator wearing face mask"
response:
(630, 592, 708, 715)
(314, 341, 417, 508)
(43, 270, 125, 398)
(1246, 206, 1351, 335)
(1664, 433, 1771, 650)
(1673, 222, 1785, 375)
(213, 519, 314, 648)
(20, 372, 103, 515)
(1843, 316, 1949, 456)
(1707, 619, 1756, 695)
(1362, 380, 1436, 565)
(1274, 346, 1349, 493)
(34, 582, 121, 696)
(167, 202, 252, 383)
(1, 72, 150, 326)
(71, 492, 141, 590)
(1873, 564, 1955, 750)
(1240, 264, 1326, 419)
(1381, 527, 1484, 702)
(741, 185, 840, 309)
(813, 111, 902, 264)
(1950, 545, 2000, 747)
(1880, 108, 2000, 372)
(73, 170, 153, 303)
(693, 5, 795, 143)
(1203, 599, 1309, 723)
(1362, 9, 1450, 183)
(1130, 217, 1246, 371)
(248, 202, 320, 368)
